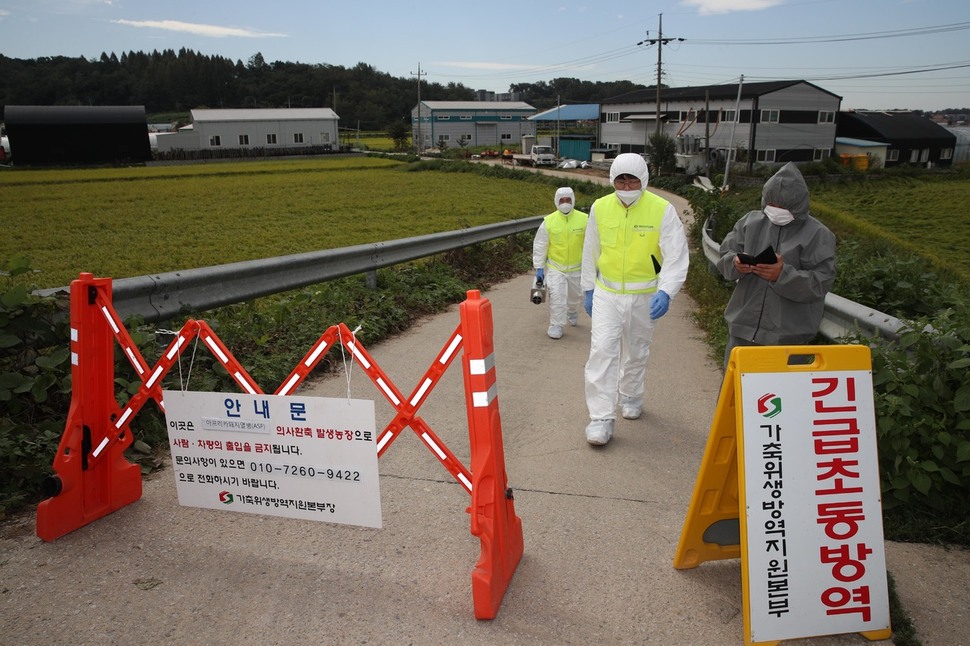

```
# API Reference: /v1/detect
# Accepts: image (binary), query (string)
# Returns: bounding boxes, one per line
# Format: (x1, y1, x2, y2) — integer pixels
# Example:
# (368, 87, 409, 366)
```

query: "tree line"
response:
(0, 49, 647, 131)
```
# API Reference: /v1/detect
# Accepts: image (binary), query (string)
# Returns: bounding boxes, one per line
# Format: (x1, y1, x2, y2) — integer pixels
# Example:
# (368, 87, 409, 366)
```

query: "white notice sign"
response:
(740, 370, 889, 643)
(163, 390, 382, 528)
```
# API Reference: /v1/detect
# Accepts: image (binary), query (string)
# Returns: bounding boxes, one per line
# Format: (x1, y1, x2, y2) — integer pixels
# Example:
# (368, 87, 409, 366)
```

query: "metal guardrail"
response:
(41, 216, 544, 324)
(701, 218, 905, 342)
(39, 210, 905, 342)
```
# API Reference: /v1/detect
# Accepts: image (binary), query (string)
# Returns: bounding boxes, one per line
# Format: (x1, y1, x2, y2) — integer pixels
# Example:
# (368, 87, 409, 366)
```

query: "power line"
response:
(746, 61, 970, 82)
(685, 21, 970, 46)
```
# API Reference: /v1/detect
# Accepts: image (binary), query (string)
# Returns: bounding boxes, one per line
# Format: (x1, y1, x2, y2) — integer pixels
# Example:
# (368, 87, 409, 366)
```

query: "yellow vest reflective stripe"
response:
(593, 193, 666, 294)
(543, 210, 588, 273)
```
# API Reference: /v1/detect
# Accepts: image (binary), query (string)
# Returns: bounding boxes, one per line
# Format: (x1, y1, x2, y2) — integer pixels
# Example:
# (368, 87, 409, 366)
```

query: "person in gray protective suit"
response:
(716, 162, 836, 368)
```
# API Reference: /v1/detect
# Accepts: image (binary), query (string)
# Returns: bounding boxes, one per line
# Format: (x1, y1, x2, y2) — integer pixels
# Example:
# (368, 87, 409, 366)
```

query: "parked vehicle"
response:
(512, 144, 556, 167)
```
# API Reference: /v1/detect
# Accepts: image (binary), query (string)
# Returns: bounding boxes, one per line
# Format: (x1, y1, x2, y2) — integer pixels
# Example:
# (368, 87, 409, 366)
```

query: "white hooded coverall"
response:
(533, 187, 587, 328)
(580, 154, 690, 421)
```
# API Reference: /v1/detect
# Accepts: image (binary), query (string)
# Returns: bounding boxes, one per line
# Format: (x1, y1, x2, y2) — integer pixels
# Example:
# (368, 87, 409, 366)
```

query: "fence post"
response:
(459, 289, 524, 619)
(36, 273, 142, 541)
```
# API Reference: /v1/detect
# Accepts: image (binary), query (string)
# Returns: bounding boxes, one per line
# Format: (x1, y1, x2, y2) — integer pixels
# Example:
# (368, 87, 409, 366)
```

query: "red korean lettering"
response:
(817, 500, 865, 540)
(821, 585, 871, 621)
(820, 543, 873, 583)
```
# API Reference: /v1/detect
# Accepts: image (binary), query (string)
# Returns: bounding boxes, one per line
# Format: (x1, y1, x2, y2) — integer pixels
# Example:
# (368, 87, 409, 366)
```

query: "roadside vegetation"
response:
(2, 157, 968, 555)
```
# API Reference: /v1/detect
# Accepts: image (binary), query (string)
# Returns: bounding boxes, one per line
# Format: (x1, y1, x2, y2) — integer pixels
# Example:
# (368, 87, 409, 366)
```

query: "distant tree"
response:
(247, 52, 267, 71)
(387, 119, 410, 151)
(0, 51, 644, 137)
(644, 132, 678, 177)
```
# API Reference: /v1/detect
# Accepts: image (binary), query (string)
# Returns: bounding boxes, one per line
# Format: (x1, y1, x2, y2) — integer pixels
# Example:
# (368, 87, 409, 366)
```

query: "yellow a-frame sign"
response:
(674, 345, 892, 646)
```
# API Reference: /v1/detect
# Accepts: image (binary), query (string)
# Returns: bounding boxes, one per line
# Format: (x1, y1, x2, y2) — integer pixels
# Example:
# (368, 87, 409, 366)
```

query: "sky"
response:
(1, 0, 969, 112)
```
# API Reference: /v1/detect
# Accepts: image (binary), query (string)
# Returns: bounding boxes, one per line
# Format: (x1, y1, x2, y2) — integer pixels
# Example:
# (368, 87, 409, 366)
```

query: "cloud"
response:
(0, 9, 9, 18)
(111, 19, 286, 38)
(680, 0, 785, 15)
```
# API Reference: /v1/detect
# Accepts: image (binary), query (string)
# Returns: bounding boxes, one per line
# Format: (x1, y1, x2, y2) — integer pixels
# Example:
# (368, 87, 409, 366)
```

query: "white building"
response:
(599, 80, 841, 170)
(411, 101, 536, 150)
(156, 108, 340, 153)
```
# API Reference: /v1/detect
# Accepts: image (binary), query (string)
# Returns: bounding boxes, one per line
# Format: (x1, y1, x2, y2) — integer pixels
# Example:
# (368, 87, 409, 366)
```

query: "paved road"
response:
(1, 182, 968, 645)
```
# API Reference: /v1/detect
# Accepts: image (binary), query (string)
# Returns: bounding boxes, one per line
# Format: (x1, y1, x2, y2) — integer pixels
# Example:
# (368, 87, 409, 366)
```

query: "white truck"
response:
(513, 144, 556, 167)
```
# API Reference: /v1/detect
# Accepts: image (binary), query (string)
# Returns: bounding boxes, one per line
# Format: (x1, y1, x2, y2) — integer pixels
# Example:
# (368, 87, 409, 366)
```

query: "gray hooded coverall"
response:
(716, 162, 836, 364)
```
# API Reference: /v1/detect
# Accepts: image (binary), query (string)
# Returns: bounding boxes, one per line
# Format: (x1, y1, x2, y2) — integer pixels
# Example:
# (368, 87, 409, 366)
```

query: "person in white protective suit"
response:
(580, 153, 690, 446)
(533, 187, 589, 339)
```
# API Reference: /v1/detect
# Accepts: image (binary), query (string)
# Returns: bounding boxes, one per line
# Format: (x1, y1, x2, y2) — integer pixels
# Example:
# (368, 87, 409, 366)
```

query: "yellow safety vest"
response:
(592, 193, 666, 294)
(543, 210, 588, 273)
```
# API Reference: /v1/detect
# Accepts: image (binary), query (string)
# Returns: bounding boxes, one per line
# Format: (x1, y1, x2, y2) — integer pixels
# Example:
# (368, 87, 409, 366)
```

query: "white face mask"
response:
(558, 202, 574, 215)
(764, 205, 795, 226)
(616, 189, 643, 206)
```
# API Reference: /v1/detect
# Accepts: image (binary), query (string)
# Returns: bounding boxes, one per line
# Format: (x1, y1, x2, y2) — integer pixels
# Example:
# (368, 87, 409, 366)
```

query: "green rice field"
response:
(0, 157, 566, 288)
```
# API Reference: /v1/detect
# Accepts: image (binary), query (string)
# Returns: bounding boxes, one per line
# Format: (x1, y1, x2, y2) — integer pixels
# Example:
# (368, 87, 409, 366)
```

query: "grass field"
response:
(353, 136, 396, 151)
(810, 174, 970, 281)
(0, 157, 581, 288)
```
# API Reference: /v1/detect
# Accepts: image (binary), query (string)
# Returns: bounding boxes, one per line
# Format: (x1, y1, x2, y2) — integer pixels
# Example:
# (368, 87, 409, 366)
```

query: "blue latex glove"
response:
(584, 290, 593, 316)
(649, 290, 670, 320)
(535, 268, 545, 283)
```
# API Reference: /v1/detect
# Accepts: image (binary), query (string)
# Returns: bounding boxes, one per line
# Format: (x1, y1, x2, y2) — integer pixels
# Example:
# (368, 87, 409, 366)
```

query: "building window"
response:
(910, 149, 920, 163)
(460, 115, 472, 120)
(238, 134, 249, 146)
(668, 111, 681, 124)
(209, 135, 221, 147)
(813, 148, 830, 161)
(919, 148, 929, 163)
(321, 132, 331, 143)
(460, 134, 472, 141)
(606, 112, 620, 123)
(437, 115, 451, 121)
(941, 147, 953, 160)
(818, 111, 835, 124)
(294, 133, 304, 144)
(501, 133, 512, 141)
(266, 133, 277, 145)
(500, 115, 513, 120)
(439, 134, 450, 141)
(887, 149, 899, 162)
(760, 109, 780, 124)
(756, 149, 776, 162)
(722, 110, 736, 123)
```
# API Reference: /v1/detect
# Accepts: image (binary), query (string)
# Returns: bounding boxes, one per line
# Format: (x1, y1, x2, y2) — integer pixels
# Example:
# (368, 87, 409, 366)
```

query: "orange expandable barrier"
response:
(36, 276, 524, 619)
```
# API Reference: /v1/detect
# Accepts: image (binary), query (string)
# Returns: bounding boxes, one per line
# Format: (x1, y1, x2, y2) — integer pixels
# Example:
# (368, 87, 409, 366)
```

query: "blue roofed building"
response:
(528, 103, 600, 161)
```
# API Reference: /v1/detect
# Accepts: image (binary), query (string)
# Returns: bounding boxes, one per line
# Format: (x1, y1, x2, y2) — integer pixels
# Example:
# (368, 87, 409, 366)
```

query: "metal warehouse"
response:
(156, 108, 340, 153)
(3, 105, 151, 166)
(838, 110, 957, 168)
(411, 101, 536, 151)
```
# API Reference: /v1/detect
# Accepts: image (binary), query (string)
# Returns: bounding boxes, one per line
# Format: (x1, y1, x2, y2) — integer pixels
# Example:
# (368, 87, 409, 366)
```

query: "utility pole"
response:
(637, 14, 684, 138)
(556, 94, 561, 158)
(410, 63, 427, 151)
